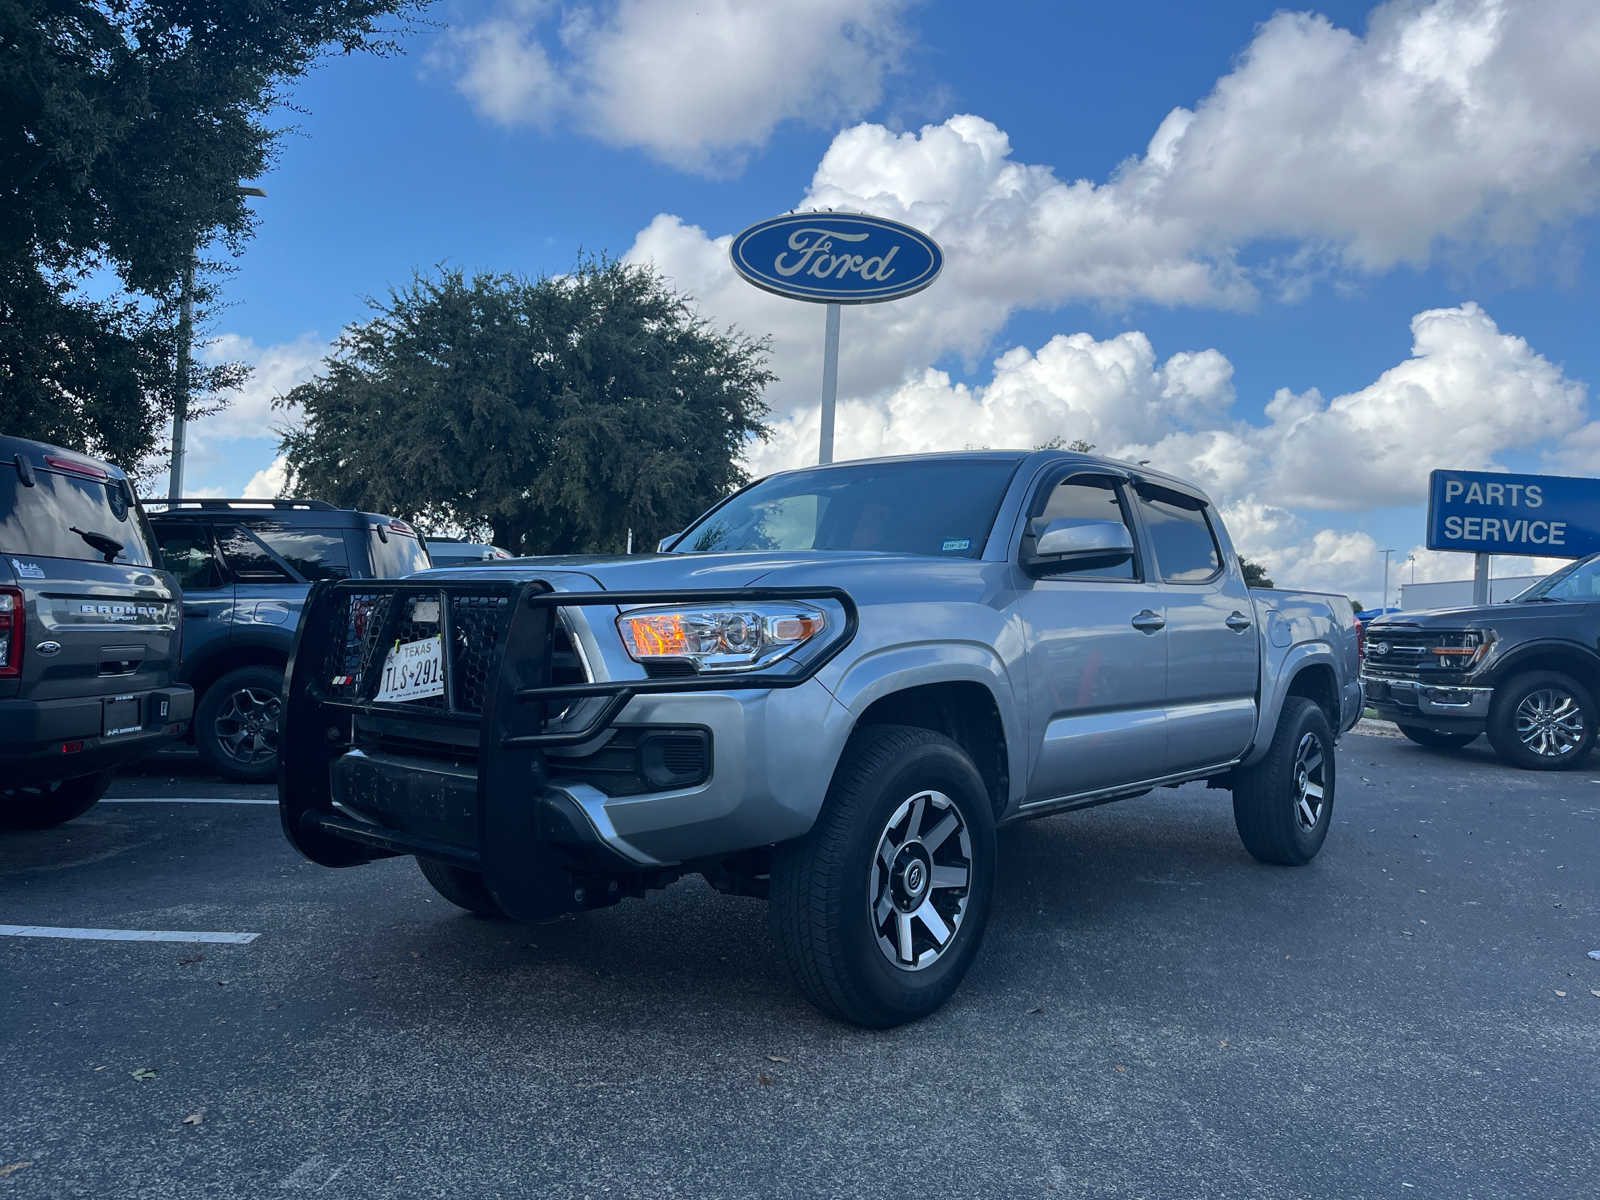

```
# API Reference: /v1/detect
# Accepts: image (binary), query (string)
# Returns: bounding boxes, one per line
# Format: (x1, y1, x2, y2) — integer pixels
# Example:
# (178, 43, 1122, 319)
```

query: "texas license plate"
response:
(374, 635, 445, 703)
(102, 695, 141, 737)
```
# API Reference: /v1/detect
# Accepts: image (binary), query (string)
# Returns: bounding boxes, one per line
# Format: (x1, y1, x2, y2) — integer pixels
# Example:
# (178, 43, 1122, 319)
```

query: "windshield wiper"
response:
(69, 525, 124, 563)
(1520, 595, 1564, 603)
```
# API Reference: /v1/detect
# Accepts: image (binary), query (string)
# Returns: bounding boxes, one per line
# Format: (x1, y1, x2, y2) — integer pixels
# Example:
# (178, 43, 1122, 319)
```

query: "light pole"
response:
(169, 183, 266, 500)
(1380, 547, 1397, 612)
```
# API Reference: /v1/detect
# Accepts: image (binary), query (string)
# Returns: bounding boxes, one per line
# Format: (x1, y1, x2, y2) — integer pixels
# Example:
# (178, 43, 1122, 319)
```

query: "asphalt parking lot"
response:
(2, 730, 1597, 1200)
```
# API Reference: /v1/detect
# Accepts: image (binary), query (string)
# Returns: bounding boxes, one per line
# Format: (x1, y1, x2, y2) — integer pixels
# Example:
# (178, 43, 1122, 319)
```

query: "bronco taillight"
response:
(0, 587, 22, 677)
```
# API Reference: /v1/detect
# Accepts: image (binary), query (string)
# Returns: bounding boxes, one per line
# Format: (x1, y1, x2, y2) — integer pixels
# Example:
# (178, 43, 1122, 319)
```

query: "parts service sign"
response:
(1427, 469, 1600, 559)
(729, 213, 942, 304)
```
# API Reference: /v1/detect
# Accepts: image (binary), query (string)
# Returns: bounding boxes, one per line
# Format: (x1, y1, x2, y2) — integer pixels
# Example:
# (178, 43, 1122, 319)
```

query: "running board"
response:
(1012, 760, 1241, 820)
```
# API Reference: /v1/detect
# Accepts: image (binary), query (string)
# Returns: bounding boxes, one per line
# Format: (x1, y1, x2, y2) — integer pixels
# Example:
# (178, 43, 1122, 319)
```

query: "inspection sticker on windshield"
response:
(940, 538, 971, 552)
(374, 635, 445, 703)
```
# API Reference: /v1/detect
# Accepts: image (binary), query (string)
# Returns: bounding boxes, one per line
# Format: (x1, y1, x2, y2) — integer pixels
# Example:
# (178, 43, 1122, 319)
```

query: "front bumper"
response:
(278, 578, 856, 921)
(1362, 671, 1492, 729)
(0, 685, 193, 783)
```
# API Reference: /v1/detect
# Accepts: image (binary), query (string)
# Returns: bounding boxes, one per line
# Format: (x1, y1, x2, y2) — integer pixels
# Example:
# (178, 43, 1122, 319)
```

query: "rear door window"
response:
(246, 524, 350, 581)
(366, 528, 431, 577)
(0, 463, 155, 567)
(214, 523, 298, 582)
(1136, 486, 1223, 583)
(151, 522, 227, 590)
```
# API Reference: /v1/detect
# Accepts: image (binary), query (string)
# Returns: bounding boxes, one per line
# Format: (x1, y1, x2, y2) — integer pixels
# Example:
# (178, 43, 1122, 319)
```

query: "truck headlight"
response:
(616, 603, 828, 673)
(1430, 630, 1492, 666)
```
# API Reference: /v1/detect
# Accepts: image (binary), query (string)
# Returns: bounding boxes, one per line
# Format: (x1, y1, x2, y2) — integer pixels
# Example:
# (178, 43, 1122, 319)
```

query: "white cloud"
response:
(243, 456, 290, 500)
(622, 1, 1600, 425)
(439, 0, 911, 170)
(195, 331, 327, 442)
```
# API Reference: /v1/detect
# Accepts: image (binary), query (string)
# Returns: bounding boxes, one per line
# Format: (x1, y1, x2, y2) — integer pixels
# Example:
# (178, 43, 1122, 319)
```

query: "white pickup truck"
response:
(279, 450, 1362, 1025)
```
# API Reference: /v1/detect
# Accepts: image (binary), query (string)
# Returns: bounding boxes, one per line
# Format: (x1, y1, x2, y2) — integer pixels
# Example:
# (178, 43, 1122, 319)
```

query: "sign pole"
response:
(1472, 552, 1490, 605)
(818, 302, 840, 465)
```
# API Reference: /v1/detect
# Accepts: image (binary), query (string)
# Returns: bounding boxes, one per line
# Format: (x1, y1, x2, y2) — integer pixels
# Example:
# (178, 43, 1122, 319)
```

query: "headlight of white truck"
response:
(615, 603, 828, 673)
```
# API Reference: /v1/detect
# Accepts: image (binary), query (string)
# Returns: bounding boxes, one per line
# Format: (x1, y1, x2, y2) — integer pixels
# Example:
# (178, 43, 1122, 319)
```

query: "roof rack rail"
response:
(141, 497, 342, 512)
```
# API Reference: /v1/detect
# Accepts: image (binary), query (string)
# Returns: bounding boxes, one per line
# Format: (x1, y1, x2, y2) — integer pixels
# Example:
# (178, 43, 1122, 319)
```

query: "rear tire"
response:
(418, 858, 508, 917)
(1231, 697, 1335, 866)
(1397, 725, 1478, 750)
(0, 772, 112, 830)
(1485, 671, 1596, 771)
(196, 665, 284, 783)
(769, 725, 996, 1028)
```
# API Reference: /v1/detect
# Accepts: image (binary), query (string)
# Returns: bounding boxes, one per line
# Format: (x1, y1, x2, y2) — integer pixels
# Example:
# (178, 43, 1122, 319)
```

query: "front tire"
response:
(769, 725, 996, 1028)
(417, 858, 508, 917)
(1397, 725, 1478, 750)
(0, 772, 112, 830)
(196, 665, 284, 783)
(1486, 671, 1596, 771)
(1231, 697, 1335, 866)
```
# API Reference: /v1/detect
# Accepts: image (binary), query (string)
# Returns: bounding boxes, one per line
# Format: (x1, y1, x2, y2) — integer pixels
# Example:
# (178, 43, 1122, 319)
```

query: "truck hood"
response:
(419, 550, 993, 598)
(1370, 601, 1564, 628)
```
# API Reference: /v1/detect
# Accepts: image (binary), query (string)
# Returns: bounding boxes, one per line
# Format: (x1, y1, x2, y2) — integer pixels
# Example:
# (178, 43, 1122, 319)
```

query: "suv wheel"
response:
(197, 665, 284, 783)
(1486, 670, 1596, 771)
(1231, 697, 1335, 866)
(1397, 725, 1478, 751)
(0, 772, 112, 830)
(769, 725, 996, 1028)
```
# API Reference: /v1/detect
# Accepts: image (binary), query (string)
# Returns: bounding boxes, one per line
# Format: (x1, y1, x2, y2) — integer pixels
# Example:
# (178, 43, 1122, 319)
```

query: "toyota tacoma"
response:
(278, 450, 1361, 1026)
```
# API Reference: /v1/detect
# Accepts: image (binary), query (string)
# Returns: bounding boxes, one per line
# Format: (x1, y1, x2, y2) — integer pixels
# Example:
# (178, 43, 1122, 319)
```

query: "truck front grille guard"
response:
(279, 578, 858, 913)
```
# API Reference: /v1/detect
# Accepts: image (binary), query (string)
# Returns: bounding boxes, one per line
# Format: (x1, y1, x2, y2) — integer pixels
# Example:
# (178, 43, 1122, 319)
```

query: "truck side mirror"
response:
(1021, 518, 1134, 576)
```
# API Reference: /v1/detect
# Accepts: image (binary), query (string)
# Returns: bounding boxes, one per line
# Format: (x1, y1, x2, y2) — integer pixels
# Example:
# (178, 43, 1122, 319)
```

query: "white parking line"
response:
(0, 925, 259, 944)
(101, 797, 277, 806)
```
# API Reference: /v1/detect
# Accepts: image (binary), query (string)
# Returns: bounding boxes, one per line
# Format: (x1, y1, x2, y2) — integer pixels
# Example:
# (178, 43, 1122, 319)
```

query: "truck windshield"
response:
(672, 459, 1020, 558)
(1509, 554, 1600, 601)
(0, 464, 156, 567)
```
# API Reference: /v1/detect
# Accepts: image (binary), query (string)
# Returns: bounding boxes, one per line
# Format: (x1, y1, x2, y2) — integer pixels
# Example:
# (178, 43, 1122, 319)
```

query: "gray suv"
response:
(1, 435, 193, 828)
(146, 498, 430, 782)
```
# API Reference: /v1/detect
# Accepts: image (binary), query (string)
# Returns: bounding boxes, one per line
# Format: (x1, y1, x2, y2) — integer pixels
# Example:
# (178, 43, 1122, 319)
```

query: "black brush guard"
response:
(279, 577, 857, 919)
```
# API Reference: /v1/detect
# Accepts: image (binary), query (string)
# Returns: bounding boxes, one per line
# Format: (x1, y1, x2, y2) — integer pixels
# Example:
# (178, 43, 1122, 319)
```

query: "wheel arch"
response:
(1246, 645, 1342, 767)
(189, 636, 291, 703)
(1485, 640, 1600, 699)
(851, 680, 1011, 820)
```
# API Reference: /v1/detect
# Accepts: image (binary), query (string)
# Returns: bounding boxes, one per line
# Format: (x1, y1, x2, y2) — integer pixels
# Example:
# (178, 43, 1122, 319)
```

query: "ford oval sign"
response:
(729, 213, 942, 304)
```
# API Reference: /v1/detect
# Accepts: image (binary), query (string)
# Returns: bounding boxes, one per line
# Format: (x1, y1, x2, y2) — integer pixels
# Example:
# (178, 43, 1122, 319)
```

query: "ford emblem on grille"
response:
(1371, 641, 1390, 655)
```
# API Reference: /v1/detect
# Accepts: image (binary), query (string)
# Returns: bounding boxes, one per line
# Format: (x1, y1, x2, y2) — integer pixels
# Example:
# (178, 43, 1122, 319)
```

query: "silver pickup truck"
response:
(279, 450, 1361, 1026)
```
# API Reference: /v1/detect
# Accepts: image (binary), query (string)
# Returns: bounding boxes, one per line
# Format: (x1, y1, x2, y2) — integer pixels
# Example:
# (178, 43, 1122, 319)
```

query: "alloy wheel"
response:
(868, 790, 973, 971)
(214, 687, 282, 766)
(1292, 731, 1327, 832)
(1515, 688, 1585, 759)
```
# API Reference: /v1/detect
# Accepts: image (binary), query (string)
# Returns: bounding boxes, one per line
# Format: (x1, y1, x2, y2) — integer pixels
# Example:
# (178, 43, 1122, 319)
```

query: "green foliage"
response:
(0, 0, 426, 471)
(1033, 437, 1097, 452)
(279, 261, 774, 555)
(1240, 556, 1275, 588)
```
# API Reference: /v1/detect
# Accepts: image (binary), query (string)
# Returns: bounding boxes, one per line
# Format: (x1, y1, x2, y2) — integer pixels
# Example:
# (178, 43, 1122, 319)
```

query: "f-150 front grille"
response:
(1362, 626, 1469, 675)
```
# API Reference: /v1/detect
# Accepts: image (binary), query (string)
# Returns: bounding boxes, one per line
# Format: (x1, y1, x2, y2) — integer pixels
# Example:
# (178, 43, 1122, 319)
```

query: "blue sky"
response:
(175, 0, 1600, 604)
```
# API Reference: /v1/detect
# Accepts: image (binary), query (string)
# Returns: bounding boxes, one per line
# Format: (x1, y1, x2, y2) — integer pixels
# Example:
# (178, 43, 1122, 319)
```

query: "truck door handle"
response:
(1226, 611, 1253, 632)
(1131, 609, 1166, 633)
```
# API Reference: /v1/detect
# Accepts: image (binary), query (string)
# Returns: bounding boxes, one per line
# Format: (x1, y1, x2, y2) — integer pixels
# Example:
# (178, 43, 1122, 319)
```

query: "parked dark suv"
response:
(1, 436, 193, 828)
(145, 498, 430, 782)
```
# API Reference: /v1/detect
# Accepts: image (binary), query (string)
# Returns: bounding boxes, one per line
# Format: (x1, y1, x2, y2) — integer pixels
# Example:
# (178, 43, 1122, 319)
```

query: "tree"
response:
(1240, 557, 1275, 588)
(1034, 437, 1097, 452)
(279, 261, 774, 555)
(0, 0, 426, 471)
